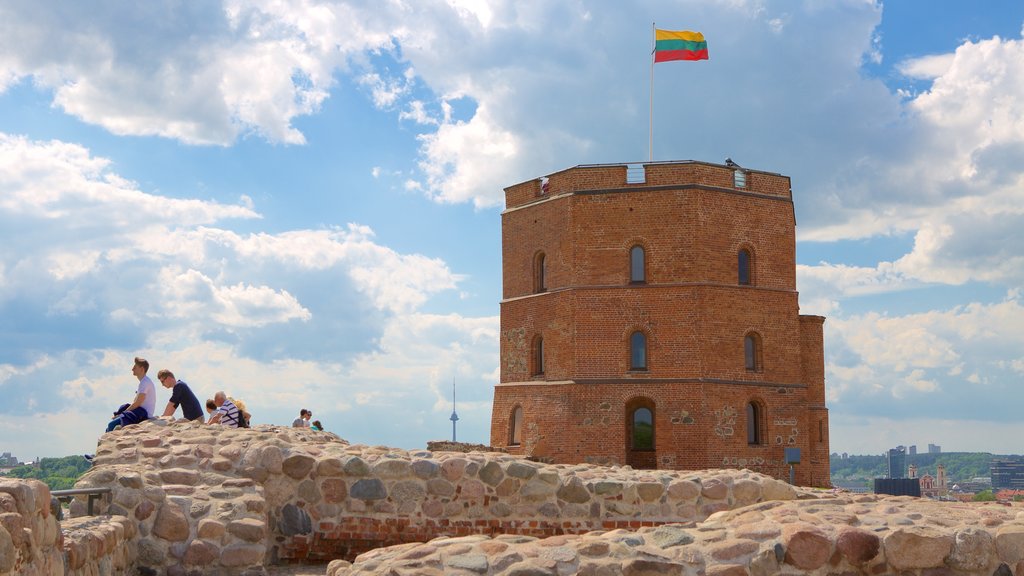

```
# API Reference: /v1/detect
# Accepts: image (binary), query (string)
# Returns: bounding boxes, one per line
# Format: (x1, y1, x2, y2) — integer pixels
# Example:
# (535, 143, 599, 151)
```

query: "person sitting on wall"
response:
(105, 357, 156, 432)
(311, 420, 323, 431)
(206, 391, 242, 427)
(157, 369, 204, 422)
(292, 409, 311, 427)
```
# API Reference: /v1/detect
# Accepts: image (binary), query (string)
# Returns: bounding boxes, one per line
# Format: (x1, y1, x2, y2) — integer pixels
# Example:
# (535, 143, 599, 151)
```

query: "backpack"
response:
(229, 397, 252, 428)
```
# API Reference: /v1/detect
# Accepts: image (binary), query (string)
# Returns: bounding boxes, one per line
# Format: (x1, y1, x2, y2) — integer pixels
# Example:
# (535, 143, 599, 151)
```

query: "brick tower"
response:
(490, 160, 829, 487)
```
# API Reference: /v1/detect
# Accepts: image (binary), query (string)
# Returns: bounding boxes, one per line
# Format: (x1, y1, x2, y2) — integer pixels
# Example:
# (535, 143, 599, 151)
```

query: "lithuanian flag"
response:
(654, 29, 708, 62)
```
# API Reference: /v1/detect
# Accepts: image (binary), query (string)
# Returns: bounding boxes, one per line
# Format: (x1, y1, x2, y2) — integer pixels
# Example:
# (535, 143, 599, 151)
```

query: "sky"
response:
(1, 0, 1023, 461)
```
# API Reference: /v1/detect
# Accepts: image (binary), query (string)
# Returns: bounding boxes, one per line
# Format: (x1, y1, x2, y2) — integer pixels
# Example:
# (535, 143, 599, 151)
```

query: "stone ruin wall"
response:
(66, 420, 803, 574)
(0, 478, 63, 576)
(9, 420, 1024, 575)
(0, 477, 136, 576)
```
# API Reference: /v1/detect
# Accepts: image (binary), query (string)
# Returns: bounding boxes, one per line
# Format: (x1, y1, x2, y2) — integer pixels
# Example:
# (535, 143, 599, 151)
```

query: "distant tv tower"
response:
(449, 377, 459, 442)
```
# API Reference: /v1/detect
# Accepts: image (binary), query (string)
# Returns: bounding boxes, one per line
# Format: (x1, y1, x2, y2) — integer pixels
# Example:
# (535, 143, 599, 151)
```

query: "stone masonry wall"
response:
(72, 420, 802, 573)
(61, 515, 137, 576)
(0, 478, 62, 576)
(330, 495, 1024, 576)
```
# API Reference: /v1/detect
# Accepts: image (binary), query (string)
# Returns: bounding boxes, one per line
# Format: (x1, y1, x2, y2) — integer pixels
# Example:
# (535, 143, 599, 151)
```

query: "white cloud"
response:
(0, 1, 393, 145)
(0, 133, 476, 454)
(158, 268, 311, 328)
(415, 103, 520, 207)
(826, 293, 1024, 411)
(897, 53, 955, 79)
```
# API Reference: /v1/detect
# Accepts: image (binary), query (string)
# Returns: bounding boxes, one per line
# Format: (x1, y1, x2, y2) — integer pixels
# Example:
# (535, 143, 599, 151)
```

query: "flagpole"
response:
(649, 22, 655, 162)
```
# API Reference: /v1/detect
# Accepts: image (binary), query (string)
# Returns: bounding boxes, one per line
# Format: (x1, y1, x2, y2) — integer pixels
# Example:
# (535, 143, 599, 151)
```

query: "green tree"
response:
(1, 455, 91, 491)
(973, 490, 996, 502)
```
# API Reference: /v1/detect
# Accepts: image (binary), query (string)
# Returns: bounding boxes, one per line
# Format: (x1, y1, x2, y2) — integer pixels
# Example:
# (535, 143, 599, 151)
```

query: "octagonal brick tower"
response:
(490, 160, 829, 487)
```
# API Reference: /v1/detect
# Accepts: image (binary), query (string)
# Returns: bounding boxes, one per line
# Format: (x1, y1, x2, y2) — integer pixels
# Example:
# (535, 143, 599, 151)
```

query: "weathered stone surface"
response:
(479, 461, 505, 486)
(260, 446, 283, 473)
(322, 478, 348, 503)
(373, 458, 412, 478)
(317, 457, 345, 477)
(137, 537, 167, 566)
(621, 557, 685, 575)
(0, 524, 14, 573)
(350, 478, 387, 501)
(411, 458, 440, 479)
(446, 552, 489, 572)
(557, 477, 591, 504)
(342, 456, 370, 476)
(279, 503, 312, 536)
(636, 482, 664, 502)
(220, 543, 265, 566)
(390, 480, 426, 506)
(427, 477, 456, 497)
(593, 481, 623, 496)
(835, 527, 880, 565)
(649, 525, 694, 549)
(282, 453, 316, 479)
(995, 525, 1024, 564)
(197, 518, 225, 540)
(159, 468, 199, 485)
(521, 477, 558, 499)
(783, 524, 832, 570)
(884, 526, 954, 570)
(228, 518, 266, 542)
(505, 461, 538, 479)
(947, 526, 996, 571)
(732, 478, 762, 505)
(298, 478, 321, 503)
(701, 478, 728, 500)
(183, 535, 220, 566)
(152, 502, 190, 541)
(707, 538, 759, 562)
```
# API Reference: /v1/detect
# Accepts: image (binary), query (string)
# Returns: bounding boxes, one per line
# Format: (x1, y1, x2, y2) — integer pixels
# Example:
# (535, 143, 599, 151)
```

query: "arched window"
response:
(631, 406, 654, 450)
(738, 248, 752, 286)
(630, 331, 647, 370)
(510, 406, 523, 446)
(630, 245, 646, 283)
(532, 335, 544, 376)
(744, 332, 762, 371)
(746, 401, 763, 445)
(534, 252, 546, 293)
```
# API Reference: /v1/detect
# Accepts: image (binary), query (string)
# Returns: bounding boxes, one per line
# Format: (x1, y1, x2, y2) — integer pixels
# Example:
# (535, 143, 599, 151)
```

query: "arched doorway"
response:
(625, 398, 656, 469)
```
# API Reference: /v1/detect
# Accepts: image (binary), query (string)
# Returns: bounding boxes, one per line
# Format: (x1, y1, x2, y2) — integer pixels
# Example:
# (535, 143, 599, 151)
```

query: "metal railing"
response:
(51, 487, 111, 520)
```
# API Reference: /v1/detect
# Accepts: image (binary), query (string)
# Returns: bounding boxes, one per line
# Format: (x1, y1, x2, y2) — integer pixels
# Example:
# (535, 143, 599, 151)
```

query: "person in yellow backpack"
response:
(207, 391, 241, 427)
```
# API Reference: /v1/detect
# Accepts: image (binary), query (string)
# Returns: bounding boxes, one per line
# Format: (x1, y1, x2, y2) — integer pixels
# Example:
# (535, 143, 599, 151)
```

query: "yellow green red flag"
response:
(654, 29, 708, 62)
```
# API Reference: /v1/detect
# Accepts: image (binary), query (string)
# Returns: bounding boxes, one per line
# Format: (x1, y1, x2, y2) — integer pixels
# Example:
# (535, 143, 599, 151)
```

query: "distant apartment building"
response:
(928, 443, 941, 454)
(0, 452, 18, 467)
(908, 445, 917, 456)
(991, 459, 1024, 490)
(887, 446, 906, 479)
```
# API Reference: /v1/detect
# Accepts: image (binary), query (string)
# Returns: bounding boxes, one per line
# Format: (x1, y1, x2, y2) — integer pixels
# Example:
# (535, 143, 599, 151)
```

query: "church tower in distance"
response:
(491, 160, 829, 487)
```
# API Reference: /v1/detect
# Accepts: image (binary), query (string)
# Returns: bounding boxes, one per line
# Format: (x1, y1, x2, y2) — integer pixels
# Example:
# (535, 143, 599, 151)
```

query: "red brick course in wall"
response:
(492, 161, 830, 487)
(280, 517, 668, 563)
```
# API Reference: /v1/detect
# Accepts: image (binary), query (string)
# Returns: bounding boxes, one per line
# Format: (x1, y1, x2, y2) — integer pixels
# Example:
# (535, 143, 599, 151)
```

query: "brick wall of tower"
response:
(491, 380, 821, 485)
(494, 161, 829, 487)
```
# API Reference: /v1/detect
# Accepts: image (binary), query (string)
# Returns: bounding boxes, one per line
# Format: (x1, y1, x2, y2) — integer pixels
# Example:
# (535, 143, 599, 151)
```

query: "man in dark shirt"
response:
(157, 369, 204, 422)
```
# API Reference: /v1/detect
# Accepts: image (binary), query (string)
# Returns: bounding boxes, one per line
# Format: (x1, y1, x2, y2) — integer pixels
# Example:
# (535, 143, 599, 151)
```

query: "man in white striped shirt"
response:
(206, 391, 241, 427)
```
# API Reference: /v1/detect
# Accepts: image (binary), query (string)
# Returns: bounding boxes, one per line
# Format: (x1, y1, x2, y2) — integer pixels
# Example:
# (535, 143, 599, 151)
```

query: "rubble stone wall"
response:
(61, 515, 137, 576)
(72, 420, 801, 574)
(329, 495, 1024, 576)
(0, 479, 62, 576)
